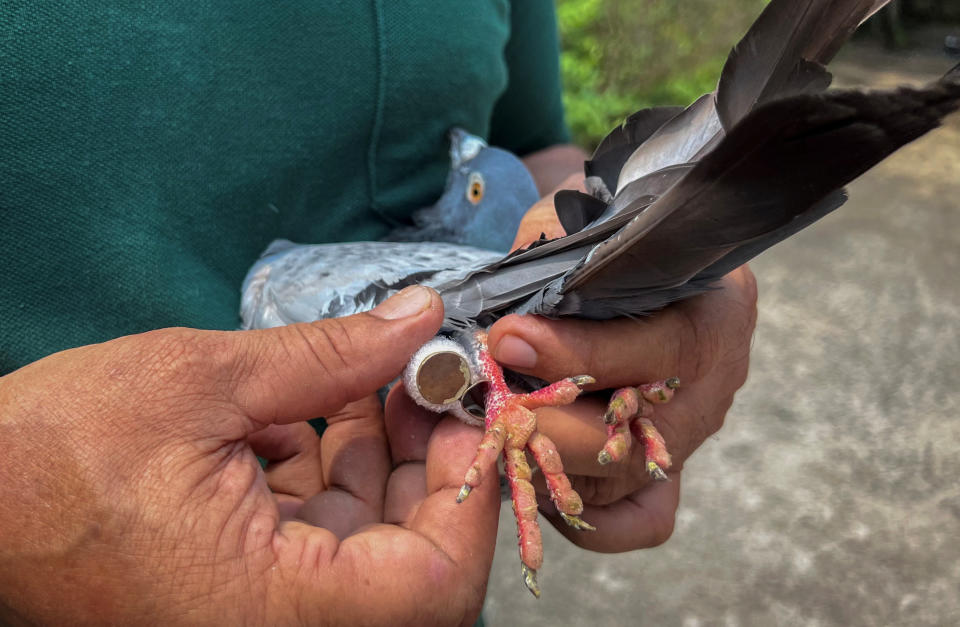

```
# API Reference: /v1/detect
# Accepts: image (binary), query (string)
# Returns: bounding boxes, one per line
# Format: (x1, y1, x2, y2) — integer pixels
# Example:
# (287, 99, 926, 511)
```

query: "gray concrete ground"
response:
(483, 42, 960, 626)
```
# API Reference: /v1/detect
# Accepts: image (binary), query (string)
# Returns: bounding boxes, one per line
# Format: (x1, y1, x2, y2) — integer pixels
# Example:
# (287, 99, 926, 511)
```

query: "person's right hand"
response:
(0, 286, 499, 626)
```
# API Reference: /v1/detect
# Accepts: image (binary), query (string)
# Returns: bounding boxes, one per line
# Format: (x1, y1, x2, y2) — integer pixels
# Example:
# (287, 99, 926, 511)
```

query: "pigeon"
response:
(241, 0, 960, 597)
(383, 128, 539, 253)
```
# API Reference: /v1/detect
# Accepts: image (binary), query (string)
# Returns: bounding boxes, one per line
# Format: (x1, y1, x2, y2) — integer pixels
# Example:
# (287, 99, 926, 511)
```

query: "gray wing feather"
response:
(241, 241, 500, 329)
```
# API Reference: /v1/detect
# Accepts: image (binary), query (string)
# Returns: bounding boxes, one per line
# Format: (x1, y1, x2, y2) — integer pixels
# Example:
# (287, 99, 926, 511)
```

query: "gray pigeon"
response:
(383, 128, 539, 252)
(241, 0, 960, 597)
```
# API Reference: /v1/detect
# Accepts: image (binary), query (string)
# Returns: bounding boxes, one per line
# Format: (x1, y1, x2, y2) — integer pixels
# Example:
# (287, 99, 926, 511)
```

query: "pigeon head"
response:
(384, 128, 540, 252)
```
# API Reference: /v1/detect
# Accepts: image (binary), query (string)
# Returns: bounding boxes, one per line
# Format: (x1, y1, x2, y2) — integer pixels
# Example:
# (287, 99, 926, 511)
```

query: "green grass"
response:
(557, 0, 769, 148)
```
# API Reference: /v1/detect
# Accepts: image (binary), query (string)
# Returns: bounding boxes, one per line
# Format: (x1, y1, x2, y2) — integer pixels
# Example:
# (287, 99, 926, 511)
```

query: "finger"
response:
(528, 399, 651, 479)
(228, 285, 443, 430)
(294, 395, 391, 540)
(410, 416, 500, 574)
(383, 384, 442, 465)
(487, 267, 758, 387)
(384, 462, 428, 526)
(510, 172, 585, 251)
(275, 417, 499, 625)
(248, 422, 320, 462)
(248, 423, 324, 500)
(381, 384, 441, 526)
(529, 389, 733, 506)
(511, 196, 567, 251)
(531, 463, 645, 508)
(539, 472, 681, 553)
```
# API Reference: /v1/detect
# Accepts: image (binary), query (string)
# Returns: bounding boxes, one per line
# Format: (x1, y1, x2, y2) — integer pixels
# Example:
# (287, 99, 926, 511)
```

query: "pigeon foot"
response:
(597, 380, 676, 479)
(458, 330, 594, 597)
(454, 331, 677, 595)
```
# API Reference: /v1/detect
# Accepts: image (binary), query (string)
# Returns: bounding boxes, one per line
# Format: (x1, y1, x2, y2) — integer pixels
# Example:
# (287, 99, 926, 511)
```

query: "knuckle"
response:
(568, 474, 632, 507)
(727, 266, 760, 340)
(675, 307, 720, 384)
(728, 348, 753, 390)
(736, 264, 759, 306)
(135, 328, 227, 385)
(282, 320, 355, 391)
(591, 478, 626, 506)
(579, 329, 606, 379)
(647, 508, 677, 547)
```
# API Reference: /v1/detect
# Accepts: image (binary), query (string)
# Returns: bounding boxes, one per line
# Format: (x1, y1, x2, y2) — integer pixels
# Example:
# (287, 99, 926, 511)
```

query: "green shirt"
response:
(0, 1, 569, 373)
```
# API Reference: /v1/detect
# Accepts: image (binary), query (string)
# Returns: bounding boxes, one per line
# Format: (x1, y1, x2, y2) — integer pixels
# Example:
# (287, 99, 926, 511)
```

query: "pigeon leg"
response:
(598, 378, 678, 481)
(460, 330, 594, 597)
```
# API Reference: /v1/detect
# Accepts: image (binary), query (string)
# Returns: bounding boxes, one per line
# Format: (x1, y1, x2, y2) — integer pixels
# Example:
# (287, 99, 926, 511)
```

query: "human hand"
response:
(509, 172, 583, 249)
(486, 267, 757, 551)
(490, 181, 758, 552)
(0, 286, 499, 626)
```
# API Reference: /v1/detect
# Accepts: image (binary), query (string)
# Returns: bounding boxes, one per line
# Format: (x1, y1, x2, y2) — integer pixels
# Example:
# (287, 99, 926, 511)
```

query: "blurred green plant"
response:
(557, 0, 769, 148)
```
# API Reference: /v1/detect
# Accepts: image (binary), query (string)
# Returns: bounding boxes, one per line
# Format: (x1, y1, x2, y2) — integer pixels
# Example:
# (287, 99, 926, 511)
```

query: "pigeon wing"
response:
(241, 240, 500, 329)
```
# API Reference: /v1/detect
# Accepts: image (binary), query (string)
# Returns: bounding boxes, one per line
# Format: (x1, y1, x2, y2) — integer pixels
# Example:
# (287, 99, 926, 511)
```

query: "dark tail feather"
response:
(945, 62, 960, 82)
(551, 80, 960, 317)
(436, 164, 696, 327)
(555, 191, 609, 235)
(694, 189, 848, 282)
(614, 0, 889, 195)
(585, 106, 684, 193)
(615, 93, 723, 191)
(716, 0, 891, 131)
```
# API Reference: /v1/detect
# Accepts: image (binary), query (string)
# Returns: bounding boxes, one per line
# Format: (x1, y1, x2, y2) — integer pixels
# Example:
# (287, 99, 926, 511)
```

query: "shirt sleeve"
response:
(488, 0, 572, 155)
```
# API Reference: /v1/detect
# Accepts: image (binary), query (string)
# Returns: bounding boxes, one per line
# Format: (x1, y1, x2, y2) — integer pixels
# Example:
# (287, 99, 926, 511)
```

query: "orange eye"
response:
(466, 172, 485, 205)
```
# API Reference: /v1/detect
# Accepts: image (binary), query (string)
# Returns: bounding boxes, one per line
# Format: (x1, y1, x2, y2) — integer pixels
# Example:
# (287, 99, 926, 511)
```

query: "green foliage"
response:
(557, 0, 769, 148)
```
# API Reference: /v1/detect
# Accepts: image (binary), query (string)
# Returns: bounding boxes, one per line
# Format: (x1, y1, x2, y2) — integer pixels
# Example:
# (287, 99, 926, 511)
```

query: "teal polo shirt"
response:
(1, 1, 570, 373)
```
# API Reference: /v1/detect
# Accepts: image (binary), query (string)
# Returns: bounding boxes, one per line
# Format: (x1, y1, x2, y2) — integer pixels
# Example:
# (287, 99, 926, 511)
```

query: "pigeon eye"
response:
(466, 172, 485, 205)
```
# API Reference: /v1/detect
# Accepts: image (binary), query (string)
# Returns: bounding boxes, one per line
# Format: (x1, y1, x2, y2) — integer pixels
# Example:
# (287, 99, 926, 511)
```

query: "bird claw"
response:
(647, 461, 669, 482)
(521, 564, 541, 598)
(569, 374, 596, 388)
(602, 398, 625, 425)
(459, 331, 677, 596)
(561, 512, 597, 531)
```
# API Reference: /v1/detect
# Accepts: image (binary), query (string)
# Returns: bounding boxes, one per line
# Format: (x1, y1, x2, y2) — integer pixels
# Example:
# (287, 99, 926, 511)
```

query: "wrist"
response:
(522, 143, 589, 195)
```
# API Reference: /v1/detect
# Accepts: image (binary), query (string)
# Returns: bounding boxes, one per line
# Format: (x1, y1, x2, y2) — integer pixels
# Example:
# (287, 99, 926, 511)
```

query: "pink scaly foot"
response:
(598, 378, 679, 481)
(457, 330, 595, 598)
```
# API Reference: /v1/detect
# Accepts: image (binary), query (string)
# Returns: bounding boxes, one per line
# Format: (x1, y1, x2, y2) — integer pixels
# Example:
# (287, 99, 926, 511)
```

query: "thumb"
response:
(229, 285, 443, 429)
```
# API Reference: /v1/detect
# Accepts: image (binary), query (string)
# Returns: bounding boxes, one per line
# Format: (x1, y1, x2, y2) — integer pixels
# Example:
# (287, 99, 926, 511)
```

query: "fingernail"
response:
(370, 286, 434, 320)
(493, 334, 538, 369)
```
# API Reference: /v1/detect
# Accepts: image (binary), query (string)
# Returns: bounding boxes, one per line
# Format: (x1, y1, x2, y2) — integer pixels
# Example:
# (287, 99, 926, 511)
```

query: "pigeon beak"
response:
(449, 127, 487, 170)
